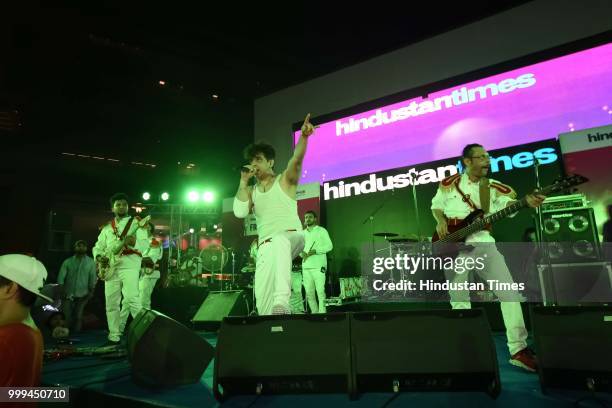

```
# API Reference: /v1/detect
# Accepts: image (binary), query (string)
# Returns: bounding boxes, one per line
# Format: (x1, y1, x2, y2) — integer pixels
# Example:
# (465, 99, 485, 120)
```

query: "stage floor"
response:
(40, 329, 612, 408)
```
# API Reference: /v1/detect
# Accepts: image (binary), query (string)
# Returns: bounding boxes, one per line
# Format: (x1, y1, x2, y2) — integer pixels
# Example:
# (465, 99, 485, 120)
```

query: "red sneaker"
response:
(509, 348, 537, 372)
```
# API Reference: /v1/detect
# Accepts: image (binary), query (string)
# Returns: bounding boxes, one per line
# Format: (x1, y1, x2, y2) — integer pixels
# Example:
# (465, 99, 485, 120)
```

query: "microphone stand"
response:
(362, 190, 394, 258)
(230, 249, 235, 292)
(534, 159, 543, 242)
(361, 189, 396, 297)
(408, 170, 423, 242)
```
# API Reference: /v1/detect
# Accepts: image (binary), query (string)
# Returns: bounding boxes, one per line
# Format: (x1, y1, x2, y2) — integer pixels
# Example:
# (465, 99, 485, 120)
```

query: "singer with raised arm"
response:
(431, 144, 545, 373)
(233, 114, 315, 315)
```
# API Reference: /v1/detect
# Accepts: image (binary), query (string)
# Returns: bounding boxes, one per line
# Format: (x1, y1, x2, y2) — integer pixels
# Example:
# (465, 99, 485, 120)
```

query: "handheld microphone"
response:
(236, 164, 251, 172)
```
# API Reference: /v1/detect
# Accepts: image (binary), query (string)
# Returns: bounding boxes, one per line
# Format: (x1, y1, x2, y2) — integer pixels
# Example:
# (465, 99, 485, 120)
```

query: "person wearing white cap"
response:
(0, 254, 53, 387)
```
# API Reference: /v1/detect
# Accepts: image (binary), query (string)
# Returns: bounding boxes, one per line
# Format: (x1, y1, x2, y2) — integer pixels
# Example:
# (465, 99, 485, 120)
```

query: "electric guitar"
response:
(97, 215, 151, 281)
(431, 174, 588, 254)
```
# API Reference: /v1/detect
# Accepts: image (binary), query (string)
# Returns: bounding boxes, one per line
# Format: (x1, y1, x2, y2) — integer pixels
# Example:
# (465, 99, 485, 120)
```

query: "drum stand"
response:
(229, 249, 236, 292)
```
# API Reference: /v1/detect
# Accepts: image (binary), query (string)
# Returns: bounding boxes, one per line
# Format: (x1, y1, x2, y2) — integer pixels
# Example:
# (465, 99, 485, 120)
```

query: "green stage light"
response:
(161, 192, 170, 201)
(202, 191, 214, 203)
(142, 192, 151, 201)
(187, 190, 200, 203)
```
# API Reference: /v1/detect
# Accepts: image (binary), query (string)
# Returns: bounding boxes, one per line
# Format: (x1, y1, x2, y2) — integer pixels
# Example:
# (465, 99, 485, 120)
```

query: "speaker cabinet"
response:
(531, 306, 612, 393)
(539, 207, 601, 263)
(127, 309, 214, 387)
(350, 309, 500, 398)
(191, 290, 251, 330)
(213, 313, 352, 400)
(538, 262, 612, 305)
(213, 310, 501, 401)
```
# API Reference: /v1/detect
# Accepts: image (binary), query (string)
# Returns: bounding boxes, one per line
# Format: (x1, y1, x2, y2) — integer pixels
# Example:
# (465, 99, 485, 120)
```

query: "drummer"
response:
(179, 247, 202, 286)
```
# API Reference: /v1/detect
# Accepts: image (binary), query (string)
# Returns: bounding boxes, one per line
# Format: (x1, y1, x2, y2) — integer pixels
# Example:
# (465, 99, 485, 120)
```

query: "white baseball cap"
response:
(0, 254, 53, 303)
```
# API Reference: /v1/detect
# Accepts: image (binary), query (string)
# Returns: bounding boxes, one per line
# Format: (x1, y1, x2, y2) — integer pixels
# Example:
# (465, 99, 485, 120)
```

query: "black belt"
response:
(258, 229, 298, 248)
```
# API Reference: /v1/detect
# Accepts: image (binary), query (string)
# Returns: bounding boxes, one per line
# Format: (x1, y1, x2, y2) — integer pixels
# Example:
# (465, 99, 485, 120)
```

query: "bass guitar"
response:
(431, 174, 588, 255)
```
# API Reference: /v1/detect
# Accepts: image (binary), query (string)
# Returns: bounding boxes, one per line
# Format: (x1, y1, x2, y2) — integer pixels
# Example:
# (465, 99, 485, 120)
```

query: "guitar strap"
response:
(454, 179, 477, 211)
(453, 177, 492, 232)
(479, 178, 490, 214)
(120, 217, 135, 240)
(453, 177, 490, 213)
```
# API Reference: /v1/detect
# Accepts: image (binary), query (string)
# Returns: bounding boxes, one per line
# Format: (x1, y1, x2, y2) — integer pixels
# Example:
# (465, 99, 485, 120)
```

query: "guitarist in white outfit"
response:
(93, 193, 150, 345)
(117, 222, 163, 334)
(431, 144, 545, 373)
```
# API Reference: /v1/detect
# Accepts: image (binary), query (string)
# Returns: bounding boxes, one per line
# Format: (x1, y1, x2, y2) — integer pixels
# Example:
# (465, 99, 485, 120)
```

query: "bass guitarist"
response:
(93, 193, 150, 346)
(431, 144, 545, 373)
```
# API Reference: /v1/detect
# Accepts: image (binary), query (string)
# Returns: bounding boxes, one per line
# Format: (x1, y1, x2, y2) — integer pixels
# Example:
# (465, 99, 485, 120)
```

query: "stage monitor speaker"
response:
(350, 309, 501, 398)
(127, 309, 214, 387)
(539, 207, 601, 263)
(213, 313, 352, 401)
(537, 262, 612, 305)
(191, 290, 251, 329)
(531, 305, 612, 393)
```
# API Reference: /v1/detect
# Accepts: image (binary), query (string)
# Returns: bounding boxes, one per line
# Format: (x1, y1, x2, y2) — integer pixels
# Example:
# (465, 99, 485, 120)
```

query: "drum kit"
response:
(370, 231, 434, 299)
(166, 242, 257, 292)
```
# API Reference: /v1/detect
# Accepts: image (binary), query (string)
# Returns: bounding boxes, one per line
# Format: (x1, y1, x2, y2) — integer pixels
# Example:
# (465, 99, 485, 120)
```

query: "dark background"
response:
(0, 1, 534, 273)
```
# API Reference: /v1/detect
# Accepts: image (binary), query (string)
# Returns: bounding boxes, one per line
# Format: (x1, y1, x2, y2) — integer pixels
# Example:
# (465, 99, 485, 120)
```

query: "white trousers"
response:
(104, 258, 142, 342)
(255, 231, 304, 315)
(139, 277, 158, 310)
(303, 267, 327, 313)
(290, 272, 305, 313)
(118, 276, 159, 333)
(446, 244, 527, 355)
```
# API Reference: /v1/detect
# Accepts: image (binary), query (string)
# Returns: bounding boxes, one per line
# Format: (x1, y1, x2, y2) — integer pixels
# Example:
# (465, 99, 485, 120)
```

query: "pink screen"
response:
(294, 43, 612, 184)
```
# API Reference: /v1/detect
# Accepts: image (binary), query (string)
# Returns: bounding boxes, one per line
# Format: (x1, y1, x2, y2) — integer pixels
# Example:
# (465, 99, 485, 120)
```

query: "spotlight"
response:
(202, 191, 214, 203)
(187, 190, 199, 203)
(142, 192, 151, 201)
(161, 192, 170, 201)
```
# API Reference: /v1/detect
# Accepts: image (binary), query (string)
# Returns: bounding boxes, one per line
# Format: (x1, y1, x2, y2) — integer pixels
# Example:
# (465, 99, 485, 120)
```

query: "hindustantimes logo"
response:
(587, 131, 612, 143)
(335, 73, 537, 136)
(323, 147, 557, 200)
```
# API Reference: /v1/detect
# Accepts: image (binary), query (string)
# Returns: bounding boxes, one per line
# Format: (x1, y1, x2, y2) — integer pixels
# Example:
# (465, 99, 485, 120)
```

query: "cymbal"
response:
(387, 237, 419, 243)
(373, 232, 398, 237)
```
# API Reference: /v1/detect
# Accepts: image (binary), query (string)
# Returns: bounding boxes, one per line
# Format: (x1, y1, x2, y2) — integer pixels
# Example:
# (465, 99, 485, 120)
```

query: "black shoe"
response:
(100, 339, 120, 348)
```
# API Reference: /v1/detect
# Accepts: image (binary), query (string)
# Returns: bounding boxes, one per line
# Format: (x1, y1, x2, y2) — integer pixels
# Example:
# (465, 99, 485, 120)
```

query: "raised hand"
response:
(301, 113, 315, 138)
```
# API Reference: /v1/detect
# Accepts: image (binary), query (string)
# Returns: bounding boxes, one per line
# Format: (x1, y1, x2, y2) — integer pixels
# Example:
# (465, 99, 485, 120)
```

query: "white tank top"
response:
(252, 175, 302, 242)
